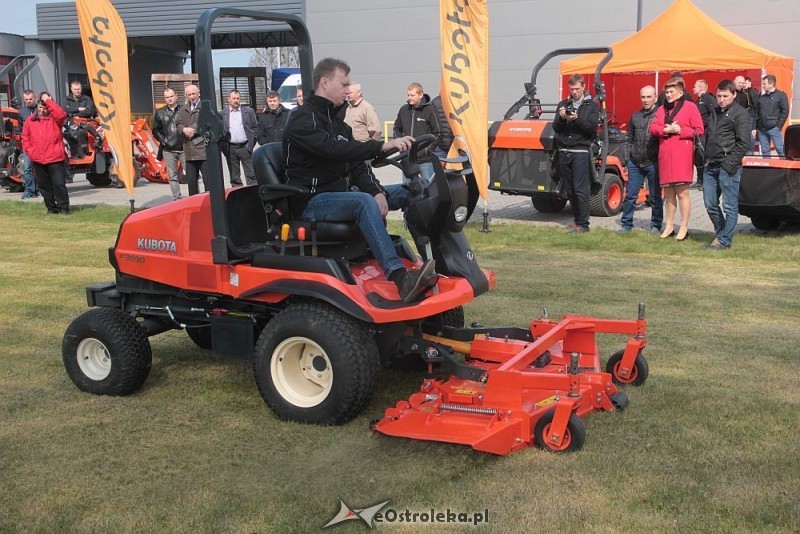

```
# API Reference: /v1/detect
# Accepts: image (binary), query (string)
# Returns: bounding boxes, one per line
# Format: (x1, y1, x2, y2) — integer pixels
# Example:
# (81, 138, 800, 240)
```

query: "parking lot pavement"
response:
(0, 165, 774, 238)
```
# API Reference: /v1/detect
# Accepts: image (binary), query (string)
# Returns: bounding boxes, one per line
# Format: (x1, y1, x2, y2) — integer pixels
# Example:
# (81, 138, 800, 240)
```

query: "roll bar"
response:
(503, 47, 613, 121)
(194, 9, 313, 264)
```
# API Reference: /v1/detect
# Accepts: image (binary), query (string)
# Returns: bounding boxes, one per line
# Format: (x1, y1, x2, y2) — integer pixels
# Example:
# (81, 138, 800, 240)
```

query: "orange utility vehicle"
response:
(489, 48, 646, 216)
(61, 9, 649, 455)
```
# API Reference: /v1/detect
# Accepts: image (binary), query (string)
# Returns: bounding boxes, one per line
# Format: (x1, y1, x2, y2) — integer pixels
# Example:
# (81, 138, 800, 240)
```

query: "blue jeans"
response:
(621, 162, 662, 230)
(301, 185, 409, 276)
(703, 164, 742, 247)
(758, 127, 784, 156)
(21, 152, 38, 198)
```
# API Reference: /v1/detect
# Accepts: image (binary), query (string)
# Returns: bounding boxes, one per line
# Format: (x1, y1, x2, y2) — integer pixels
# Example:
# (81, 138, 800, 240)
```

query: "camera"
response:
(562, 102, 575, 116)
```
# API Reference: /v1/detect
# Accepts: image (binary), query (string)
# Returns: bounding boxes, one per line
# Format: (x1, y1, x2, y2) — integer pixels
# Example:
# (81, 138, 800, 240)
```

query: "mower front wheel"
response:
(253, 301, 379, 425)
(62, 307, 152, 395)
(533, 410, 586, 453)
(606, 349, 649, 386)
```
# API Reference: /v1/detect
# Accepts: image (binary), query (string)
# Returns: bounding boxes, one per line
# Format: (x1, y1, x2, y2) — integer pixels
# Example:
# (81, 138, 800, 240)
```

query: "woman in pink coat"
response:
(649, 77, 703, 241)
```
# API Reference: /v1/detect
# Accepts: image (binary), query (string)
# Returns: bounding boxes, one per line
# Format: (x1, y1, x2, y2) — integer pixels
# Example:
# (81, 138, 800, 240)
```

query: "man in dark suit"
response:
(222, 89, 258, 186)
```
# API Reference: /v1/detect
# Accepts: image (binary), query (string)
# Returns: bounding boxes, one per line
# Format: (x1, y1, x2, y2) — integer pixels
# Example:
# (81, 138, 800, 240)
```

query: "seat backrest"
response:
(253, 142, 285, 185)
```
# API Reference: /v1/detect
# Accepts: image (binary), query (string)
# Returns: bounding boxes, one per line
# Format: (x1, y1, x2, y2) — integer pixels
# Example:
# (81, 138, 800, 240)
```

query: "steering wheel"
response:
(372, 134, 436, 168)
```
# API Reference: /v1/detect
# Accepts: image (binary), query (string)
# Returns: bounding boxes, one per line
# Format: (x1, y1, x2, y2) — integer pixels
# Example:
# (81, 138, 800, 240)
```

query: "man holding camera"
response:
(553, 74, 600, 233)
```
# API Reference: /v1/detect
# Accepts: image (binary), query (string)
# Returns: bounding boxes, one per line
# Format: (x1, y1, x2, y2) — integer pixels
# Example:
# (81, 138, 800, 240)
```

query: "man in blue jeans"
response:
(619, 85, 662, 233)
(754, 74, 788, 157)
(284, 58, 438, 303)
(702, 80, 751, 250)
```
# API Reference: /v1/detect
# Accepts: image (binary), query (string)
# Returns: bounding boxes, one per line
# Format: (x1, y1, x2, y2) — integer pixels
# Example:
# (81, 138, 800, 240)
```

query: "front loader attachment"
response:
(374, 306, 649, 455)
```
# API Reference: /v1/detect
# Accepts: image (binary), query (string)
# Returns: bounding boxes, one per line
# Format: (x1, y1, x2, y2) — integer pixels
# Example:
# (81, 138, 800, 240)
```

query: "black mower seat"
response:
(252, 143, 361, 242)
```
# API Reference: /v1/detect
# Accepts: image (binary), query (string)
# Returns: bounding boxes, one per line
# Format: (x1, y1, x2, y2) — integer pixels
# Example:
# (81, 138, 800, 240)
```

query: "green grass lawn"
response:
(1, 201, 798, 532)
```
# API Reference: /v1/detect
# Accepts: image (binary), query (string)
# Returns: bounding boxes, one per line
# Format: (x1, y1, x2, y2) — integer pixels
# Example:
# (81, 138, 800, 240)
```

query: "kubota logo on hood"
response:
(137, 237, 177, 253)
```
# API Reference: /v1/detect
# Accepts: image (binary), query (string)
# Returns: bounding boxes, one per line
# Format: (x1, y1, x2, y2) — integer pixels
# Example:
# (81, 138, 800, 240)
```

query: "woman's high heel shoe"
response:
(659, 230, 676, 239)
(676, 230, 690, 241)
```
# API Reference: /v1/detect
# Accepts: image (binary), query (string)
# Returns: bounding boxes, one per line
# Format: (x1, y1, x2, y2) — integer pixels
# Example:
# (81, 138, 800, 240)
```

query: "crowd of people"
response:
(558, 72, 787, 250)
(10, 65, 790, 250)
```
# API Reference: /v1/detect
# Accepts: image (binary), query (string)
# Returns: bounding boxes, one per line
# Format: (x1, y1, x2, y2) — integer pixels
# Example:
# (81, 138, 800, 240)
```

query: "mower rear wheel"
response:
(750, 216, 781, 230)
(533, 410, 586, 453)
(606, 349, 649, 386)
(253, 301, 379, 425)
(589, 173, 624, 217)
(532, 196, 567, 213)
(62, 307, 152, 395)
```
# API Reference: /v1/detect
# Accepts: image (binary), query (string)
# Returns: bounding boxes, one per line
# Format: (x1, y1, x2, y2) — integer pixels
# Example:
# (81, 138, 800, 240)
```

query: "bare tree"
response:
(250, 47, 299, 87)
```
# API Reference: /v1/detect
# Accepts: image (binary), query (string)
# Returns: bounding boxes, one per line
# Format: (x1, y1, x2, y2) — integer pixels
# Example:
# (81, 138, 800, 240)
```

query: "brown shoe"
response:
(397, 260, 439, 303)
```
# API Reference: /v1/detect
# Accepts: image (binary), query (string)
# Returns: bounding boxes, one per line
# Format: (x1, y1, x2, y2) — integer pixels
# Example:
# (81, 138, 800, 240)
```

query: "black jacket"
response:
(552, 94, 600, 149)
(151, 104, 183, 151)
(256, 106, 288, 145)
(704, 102, 751, 174)
(393, 93, 441, 161)
(734, 87, 759, 119)
(283, 94, 386, 212)
(695, 92, 718, 130)
(63, 94, 95, 118)
(756, 89, 789, 131)
(626, 106, 659, 166)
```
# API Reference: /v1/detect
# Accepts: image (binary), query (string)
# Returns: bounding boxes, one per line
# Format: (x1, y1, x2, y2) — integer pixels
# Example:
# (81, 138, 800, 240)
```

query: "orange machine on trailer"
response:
(62, 9, 649, 455)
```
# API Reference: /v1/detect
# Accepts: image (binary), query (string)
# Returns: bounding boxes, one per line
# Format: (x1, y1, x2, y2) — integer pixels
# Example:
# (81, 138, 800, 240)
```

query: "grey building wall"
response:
(306, 0, 800, 130)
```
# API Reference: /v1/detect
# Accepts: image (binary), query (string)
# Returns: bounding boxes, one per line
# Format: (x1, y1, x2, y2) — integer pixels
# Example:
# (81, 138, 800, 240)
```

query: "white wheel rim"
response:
(76, 337, 112, 381)
(270, 337, 333, 408)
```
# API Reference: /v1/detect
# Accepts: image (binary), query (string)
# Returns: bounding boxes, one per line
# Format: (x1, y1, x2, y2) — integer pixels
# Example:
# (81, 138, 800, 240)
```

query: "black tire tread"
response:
(750, 216, 781, 230)
(532, 197, 567, 213)
(590, 173, 623, 217)
(86, 171, 112, 187)
(62, 307, 152, 396)
(253, 301, 379, 425)
(605, 349, 649, 386)
(533, 410, 586, 453)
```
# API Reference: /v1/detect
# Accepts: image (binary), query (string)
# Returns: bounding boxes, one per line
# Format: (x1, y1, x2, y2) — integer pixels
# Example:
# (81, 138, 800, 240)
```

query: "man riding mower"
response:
(61, 9, 649, 456)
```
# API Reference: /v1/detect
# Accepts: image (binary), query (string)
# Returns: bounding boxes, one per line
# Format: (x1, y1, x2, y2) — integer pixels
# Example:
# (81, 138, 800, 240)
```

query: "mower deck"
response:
(374, 310, 648, 454)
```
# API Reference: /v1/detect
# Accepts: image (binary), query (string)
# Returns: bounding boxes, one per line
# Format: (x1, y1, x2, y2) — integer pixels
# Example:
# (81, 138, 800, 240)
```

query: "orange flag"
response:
(76, 0, 134, 195)
(440, 0, 489, 198)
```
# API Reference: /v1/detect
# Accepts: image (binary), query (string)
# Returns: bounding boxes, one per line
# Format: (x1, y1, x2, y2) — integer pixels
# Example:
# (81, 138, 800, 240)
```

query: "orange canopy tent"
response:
(560, 0, 794, 127)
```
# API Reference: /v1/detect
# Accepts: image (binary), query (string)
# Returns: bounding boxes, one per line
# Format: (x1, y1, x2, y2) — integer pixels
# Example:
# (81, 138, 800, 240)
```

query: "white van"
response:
(278, 74, 301, 110)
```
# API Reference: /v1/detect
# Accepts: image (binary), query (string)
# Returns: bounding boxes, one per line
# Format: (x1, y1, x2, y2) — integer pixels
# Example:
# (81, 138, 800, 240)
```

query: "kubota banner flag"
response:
(439, 0, 489, 198)
(76, 0, 134, 195)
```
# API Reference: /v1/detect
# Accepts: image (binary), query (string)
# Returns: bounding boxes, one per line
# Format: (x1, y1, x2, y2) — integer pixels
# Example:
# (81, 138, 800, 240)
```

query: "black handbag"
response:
(693, 131, 705, 168)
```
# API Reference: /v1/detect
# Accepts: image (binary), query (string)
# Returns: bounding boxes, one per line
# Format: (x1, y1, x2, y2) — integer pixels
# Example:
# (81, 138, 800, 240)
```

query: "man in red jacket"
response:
(21, 92, 70, 215)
